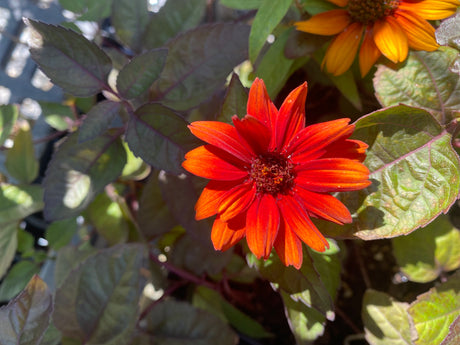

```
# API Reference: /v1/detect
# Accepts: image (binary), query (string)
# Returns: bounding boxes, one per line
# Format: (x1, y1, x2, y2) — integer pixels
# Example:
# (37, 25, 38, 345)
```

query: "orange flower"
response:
(182, 79, 371, 268)
(295, 0, 460, 76)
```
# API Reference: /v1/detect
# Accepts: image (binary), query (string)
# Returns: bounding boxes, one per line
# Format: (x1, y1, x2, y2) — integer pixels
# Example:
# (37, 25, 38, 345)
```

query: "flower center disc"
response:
(250, 154, 295, 195)
(348, 0, 400, 24)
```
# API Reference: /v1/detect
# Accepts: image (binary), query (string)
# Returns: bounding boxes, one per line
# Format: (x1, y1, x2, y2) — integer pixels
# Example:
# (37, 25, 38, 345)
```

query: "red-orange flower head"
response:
(182, 78, 371, 269)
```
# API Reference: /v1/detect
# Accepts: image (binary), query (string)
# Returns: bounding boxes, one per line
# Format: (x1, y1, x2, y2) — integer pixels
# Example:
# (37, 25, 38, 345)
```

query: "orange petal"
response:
(218, 181, 256, 222)
(322, 138, 369, 162)
(323, 22, 364, 76)
(195, 180, 242, 220)
(183, 145, 248, 181)
(394, 10, 439, 51)
(398, 0, 460, 20)
(359, 26, 382, 77)
(373, 16, 408, 63)
(246, 194, 280, 259)
(286, 118, 353, 161)
(295, 188, 352, 224)
(277, 195, 329, 253)
(275, 82, 308, 150)
(327, 0, 349, 6)
(211, 215, 246, 251)
(188, 121, 254, 162)
(233, 115, 271, 154)
(295, 10, 351, 35)
(274, 223, 303, 269)
(296, 158, 371, 192)
(247, 78, 278, 131)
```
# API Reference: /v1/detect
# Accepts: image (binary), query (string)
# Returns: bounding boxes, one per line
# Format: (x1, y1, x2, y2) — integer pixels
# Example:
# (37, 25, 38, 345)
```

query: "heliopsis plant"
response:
(182, 78, 371, 268)
(295, 0, 460, 76)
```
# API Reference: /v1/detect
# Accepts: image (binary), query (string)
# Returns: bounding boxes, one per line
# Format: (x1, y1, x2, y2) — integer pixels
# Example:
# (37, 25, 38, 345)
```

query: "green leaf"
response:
(125, 103, 196, 174)
(321, 105, 460, 240)
(0, 223, 17, 280)
(43, 133, 127, 221)
(54, 245, 97, 288)
(78, 100, 121, 143)
(300, 0, 337, 15)
(374, 48, 460, 125)
(362, 289, 412, 345)
(39, 323, 62, 345)
(120, 141, 150, 180)
(0, 275, 53, 345)
(248, 249, 334, 321)
(58, 0, 112, 21)
(409, 271, 460, 345)
(0, 184, 44, 225)
(249, 0, 292, 62)
(436, 12, 460, 51)
(327, 69, 362, 110)
(150, 23, 250, 111)
(45, 218, 78, 250)
(193, 286, 272, 339)
(17, 229, 35, 254)
(142, 0, 207, 50)
(392, 214, 460, 283)
(137, 173, 176, 240)
(255, 28, 297, 98)
(0, 261, 41, 301)
(441, 315, 460, 345)
(217, 74, 248, 123)
(116, 49, 168, 100)
(220, 0, 262, 9)
(5, 122, 39, 184)
(0, 104, 18, 146)
(39, 101, 74, 131)
(26, 19, 112, 97)
(139, 300, 238, 345)
(111, 0, 149, 52)
(53, 244, 145, 343)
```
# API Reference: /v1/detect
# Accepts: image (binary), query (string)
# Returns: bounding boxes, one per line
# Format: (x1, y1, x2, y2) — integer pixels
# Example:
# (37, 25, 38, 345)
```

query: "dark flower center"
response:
(348, 0, 400, 24)
(250, 153, 295, 195)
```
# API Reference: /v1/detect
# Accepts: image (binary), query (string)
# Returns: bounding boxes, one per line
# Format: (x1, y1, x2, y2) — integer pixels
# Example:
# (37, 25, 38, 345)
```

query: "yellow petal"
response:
(399, 0, 460, 20)
(359, 26, 381, 77)
(373, 16, 408, 63)
(295, 10, 351, 35)
(395, 10, 439, 51)
(323, 22, 364, 76)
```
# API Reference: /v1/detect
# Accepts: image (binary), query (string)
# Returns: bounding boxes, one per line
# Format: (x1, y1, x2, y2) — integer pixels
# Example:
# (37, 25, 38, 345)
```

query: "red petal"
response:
(322, 138, 368, 162)
(274, 223, 303, 269)
(277, 195, 329, 252)
(294, 187, 352, 224)
(296, 158, 371, 192)
(245, 194, 280, 259)
(275, 82, 308, 150)
(211, 215, 246, 251)
(218, 181, 256, 222)
(286, 118, 353, 160)
(233, 115, 271, 154)
(188, 121, 254, 162)
(183, 145, 248, 181)
(195, 180, 242, 220)
(247, 78, 278, 136)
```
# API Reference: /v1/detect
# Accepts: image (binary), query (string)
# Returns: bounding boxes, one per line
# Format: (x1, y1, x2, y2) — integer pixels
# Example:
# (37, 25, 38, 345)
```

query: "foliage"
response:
(0, 1, 459, 344)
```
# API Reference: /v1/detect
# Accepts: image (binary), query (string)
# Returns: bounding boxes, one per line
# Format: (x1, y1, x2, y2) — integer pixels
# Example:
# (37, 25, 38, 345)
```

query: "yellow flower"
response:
(295, 0, 460, 76)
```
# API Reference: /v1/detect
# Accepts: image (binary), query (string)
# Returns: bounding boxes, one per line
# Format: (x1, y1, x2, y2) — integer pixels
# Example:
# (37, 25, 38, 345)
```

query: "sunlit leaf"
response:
(139, 299, 238, 345)
(409, 272, 460, 345)
(120, 141, 150, 180)
(217, 73, 248, 123)
(0, 261, 41, 302)
(374, 48, 460, 125)
(392, 215, 460, 283)
(112, 0, 149, 52)
(362, 289, 412, 345)
(125, 103, 196, 174)
(0, 104, 18, 146)
(436, 12, 460, 50)
(441, 315, 460, 345)
(0, 223, 17, 280)
(53, 244, 145, 343)
(116, 49, 168, 100)
(0, 275, 53, 345)
(249, 0, 291, 62)
(142, 0, 207, 50)
(39, 101, 74, 131)
(5, 122, 39, 184)
(0, 184, 43, 225)
(150, 23, 250, 110)
(43, 133, 126, 221)
(78, 100, 121, 143)
(321, 105, 460, 240)
(27, 19, 112, 97)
